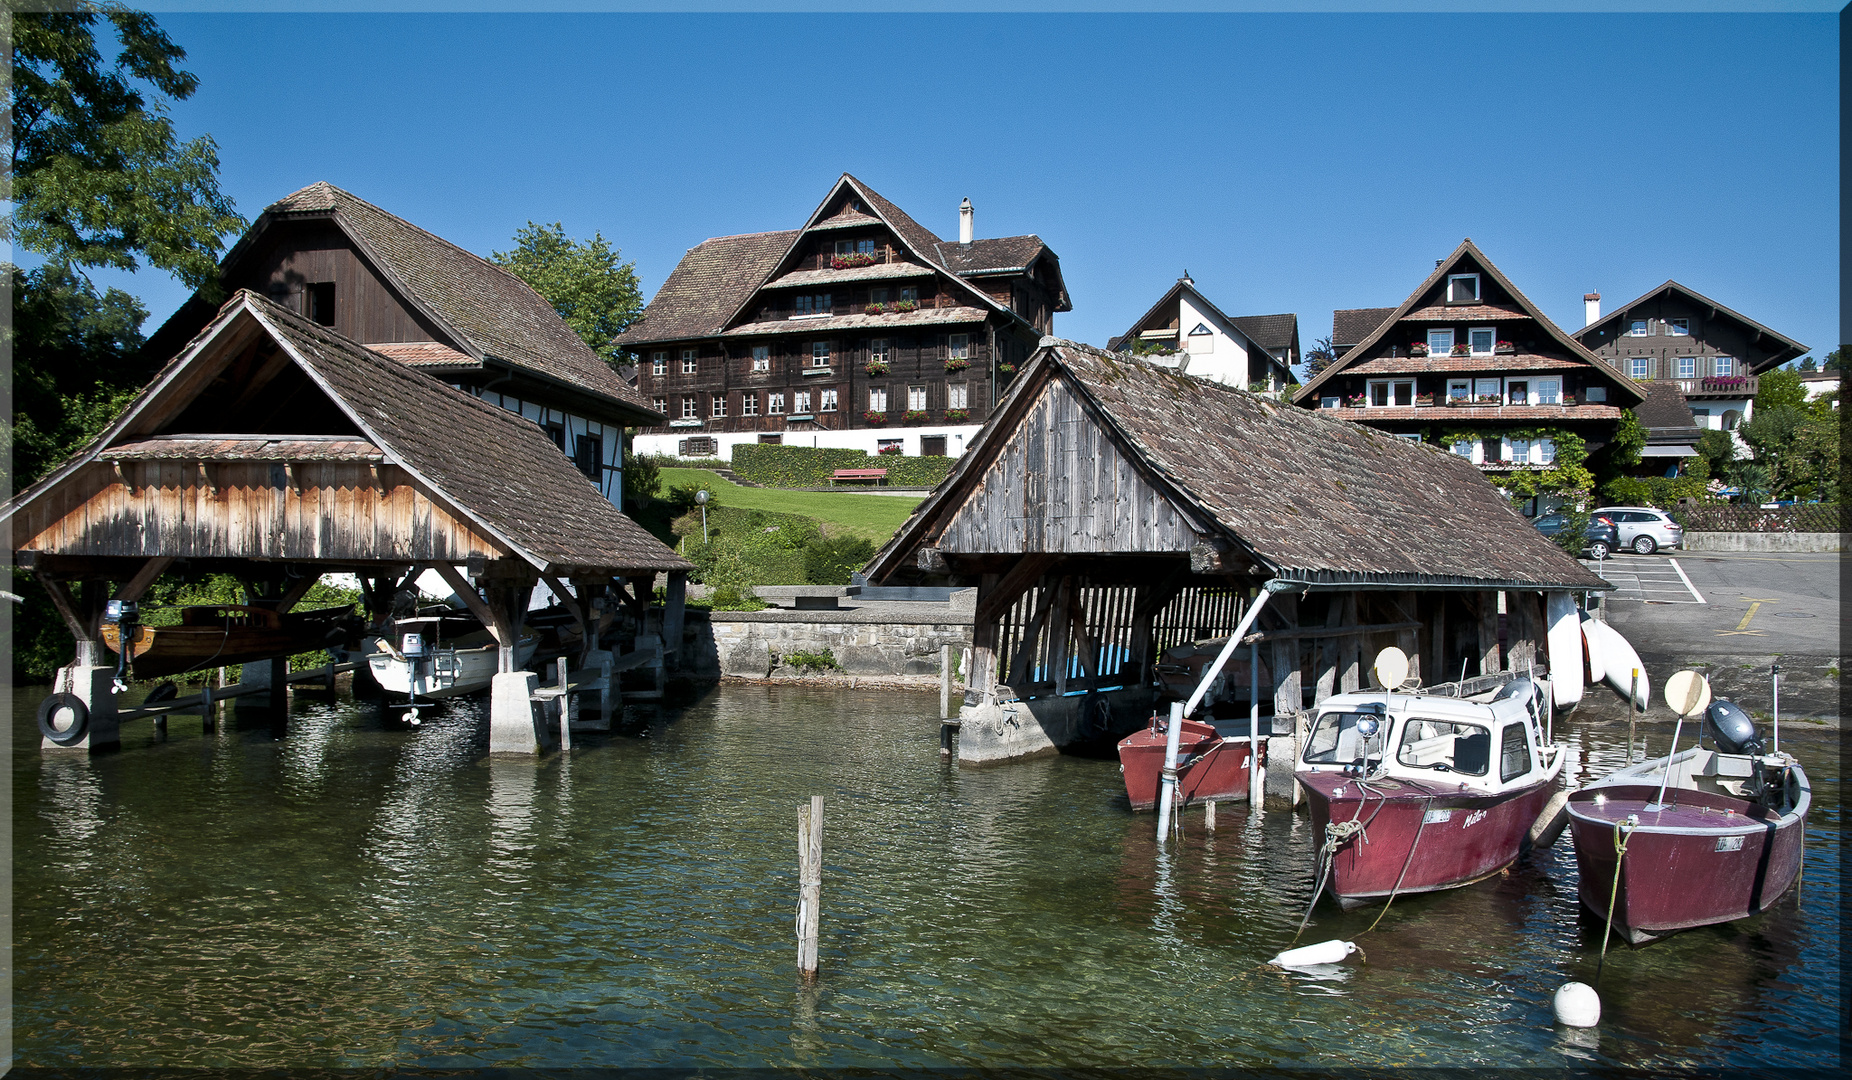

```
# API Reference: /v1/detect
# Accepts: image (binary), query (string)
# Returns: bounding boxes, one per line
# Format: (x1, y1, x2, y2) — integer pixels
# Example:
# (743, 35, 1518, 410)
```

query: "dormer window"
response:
(1446, 274, 1480, 304)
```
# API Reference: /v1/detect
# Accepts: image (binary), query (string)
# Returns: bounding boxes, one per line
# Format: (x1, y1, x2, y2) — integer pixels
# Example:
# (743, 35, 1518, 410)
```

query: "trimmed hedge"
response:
(731, 443, 955, 488)
(1599, 476, 1711, 509)
(1679, 504, 1842, 533)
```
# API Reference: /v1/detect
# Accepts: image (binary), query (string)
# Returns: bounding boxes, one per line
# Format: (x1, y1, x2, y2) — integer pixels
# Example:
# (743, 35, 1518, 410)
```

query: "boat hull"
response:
(103, 605, 355, 678)
(366, 633, 537, 700)
(1300, 771, 1558, 909)
(1118, 719, 1263, 811)
(1567, 780, 1806, 943)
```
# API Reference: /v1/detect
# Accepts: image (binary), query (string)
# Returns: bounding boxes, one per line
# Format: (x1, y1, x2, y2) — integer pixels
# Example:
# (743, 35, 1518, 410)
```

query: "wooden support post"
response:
(1270, 592, 1301, 721)
(662, 572, 687, 670)
(1476, 591, 1501, 676)
(1313, 594, 1343, 705)
(1048, 576, 1074, 697)
(1337, 593, 1361, 693)
(556, 656, 571, 750)
(939, 643, 952, 719)
(796, 795, 823, 979)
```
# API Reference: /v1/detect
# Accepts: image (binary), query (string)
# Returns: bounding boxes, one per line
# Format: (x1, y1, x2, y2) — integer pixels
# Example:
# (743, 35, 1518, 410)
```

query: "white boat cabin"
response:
(1300, 679, 1561, 794)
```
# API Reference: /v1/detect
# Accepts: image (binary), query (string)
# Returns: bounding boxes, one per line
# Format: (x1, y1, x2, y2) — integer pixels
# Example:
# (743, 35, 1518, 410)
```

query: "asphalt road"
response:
(1581, 549, 1842, 721)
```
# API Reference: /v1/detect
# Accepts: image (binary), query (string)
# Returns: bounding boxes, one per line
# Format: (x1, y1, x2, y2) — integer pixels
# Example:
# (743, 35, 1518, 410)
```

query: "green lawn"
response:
(657, 468, 924, 543)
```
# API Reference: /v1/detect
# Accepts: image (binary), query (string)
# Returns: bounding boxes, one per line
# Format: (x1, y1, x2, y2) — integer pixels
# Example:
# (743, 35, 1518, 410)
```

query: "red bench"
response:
(830, 468, 888, 486)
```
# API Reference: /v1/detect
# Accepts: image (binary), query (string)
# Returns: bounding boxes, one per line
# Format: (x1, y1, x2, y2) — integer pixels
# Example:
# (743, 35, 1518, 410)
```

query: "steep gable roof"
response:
(1332, 307, 1396, 350)
(1573, 279, 1809, 373)
(10, 291, 689, 575)
(1294, 240, 1647, 406)
(614, 230, 797, 345)
(1108, 279, 1294, 365)
(1229, 313, 1299, 359)
(871, 340, 1607, 592)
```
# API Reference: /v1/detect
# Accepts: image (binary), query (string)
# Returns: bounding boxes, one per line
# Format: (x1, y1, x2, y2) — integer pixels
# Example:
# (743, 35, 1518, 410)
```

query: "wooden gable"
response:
(936, 375, 1200, 556)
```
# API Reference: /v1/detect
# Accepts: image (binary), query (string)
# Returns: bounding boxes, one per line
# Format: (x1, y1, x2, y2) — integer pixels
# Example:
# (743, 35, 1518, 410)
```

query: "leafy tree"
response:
(620, 448, 660, 513)
(492, 222, 643, 368)
(1590, 409, 1645, 489)
(9, 2, 243, 290)
(1753, 366, 1807, 412)
(1739, 405, 1837, 502)
(1694, 428, 1736, 480)
(1302, 334, 1337, 379)
(1823, 348, 1842, 372)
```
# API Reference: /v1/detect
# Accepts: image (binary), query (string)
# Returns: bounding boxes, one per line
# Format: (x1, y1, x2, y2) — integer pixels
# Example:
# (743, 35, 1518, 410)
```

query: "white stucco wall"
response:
(632, 423, 983, 464)
(1174, 293, 1257, 388)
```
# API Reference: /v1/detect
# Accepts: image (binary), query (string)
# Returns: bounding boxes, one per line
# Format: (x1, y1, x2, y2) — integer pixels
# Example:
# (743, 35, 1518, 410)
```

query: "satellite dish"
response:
(1663, 670, 1712, 718)
(1372, 647, 1410, 690)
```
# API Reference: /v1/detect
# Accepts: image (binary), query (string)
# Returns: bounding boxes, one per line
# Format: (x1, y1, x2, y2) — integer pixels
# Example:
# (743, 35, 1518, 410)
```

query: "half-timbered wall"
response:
(938, 378, 1199, 554)
(14, 461, 501, 563)
(471, 388, 623, 507)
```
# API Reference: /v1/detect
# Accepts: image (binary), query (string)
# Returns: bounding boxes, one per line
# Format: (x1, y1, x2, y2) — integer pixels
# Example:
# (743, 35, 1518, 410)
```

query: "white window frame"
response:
(681, 395, 698, 419)
(1676, 356, 1696, 379)
(949, 334, 971, 360)
(1473, 377, 1502, 403)
(651, 396, 666, 413)
(1428, 328, 1455, 355)
(1508, 437, 1532, 465)
(1447, 379, 1471, 402)
(1469, 326, 1496, 356)
(820, 388, 838, 413)
(794, 390, 812, 415)
(1535, 377, 1562, 405)
(1366, 379, 1415, 407)
(868, 387, 888, 413)
(1714, 356, 1735, 377)
(1451, 439, 1476, 460)
(751, 345, 770, 372)
(1628, 320, 1649, 337)
(741, 392, 759, 417)
(877, 438, 903, 454)
(947, 382, 968, 410)
(651, 351, 667, 376)
(1629, 356, 1652, 379)
(711, 395, 726, 419)
(768, 392, 786, 415)
(1539, 438, 1557, 464)
(1446, 274, 1481, 304)
(681, 348, 698, 374)
(1667, 318, 1690, 336)
(1506, 379, 1530, 406)
(907, 384, 929, 411)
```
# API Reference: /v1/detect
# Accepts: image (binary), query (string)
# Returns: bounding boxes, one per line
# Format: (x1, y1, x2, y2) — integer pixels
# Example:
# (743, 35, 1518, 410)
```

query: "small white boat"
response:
(365, 615, 537, 701)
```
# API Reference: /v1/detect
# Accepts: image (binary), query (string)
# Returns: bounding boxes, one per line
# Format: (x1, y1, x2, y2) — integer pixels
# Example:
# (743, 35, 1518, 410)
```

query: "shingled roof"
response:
(251, 183, 654, 416)
(1229, 313, 1300, 359)
(1573, 279, 1809, 374)
(1332, 307, 1397, 351)
(615, 230, 796, 345)
(870, 340, 1607, 592)
(9, 292, 690, 576)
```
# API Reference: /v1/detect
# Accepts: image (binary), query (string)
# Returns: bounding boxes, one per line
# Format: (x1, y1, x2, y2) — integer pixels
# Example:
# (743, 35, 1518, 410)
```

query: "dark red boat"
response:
(1295, 678, 1564, 909)
(1566, 743, 1809, 944)
(1117, 715, 1264, 811)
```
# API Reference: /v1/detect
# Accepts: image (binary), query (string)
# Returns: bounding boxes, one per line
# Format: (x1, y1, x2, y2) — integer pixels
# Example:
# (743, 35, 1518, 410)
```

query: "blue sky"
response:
(67, 10, 1842, 365)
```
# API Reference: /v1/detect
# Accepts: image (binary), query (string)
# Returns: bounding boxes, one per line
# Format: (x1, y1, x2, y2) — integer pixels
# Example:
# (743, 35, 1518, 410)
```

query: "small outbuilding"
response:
(867, 339, 1611, 764)
(5, 291, 691, 753)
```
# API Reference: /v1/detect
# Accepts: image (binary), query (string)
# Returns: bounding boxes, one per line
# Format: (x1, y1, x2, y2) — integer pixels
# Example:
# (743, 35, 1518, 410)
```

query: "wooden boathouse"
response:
(3, 291, 691, 754)
(865, 339, 1611, 766)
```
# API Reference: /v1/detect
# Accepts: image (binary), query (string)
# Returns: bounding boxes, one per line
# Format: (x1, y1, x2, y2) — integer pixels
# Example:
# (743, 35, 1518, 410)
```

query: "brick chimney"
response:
(1584, 292, 1601, 328)
(958, 197, 973, 245)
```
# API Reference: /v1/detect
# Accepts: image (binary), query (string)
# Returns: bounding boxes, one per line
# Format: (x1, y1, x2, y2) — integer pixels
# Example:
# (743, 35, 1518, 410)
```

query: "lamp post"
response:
(695, 488, 709, 543)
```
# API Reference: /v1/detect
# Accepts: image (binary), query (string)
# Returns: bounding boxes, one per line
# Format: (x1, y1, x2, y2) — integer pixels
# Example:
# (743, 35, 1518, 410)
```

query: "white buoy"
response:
(1553, 981, 1601, 1027)
(1270, 939, 1357, 968)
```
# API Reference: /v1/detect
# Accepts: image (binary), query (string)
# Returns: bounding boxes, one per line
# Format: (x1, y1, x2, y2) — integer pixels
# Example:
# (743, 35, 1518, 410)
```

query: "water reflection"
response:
(9, 684, 1841, 1071)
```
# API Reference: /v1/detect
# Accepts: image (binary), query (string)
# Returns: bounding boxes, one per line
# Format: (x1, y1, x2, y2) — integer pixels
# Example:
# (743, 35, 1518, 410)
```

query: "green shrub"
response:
(804, 535, 877, 585)
(622, 450, 661, 510)
(730, 443, 954, 489)
(782, 648, 842, 674)
(1599, 475, 1712, 508)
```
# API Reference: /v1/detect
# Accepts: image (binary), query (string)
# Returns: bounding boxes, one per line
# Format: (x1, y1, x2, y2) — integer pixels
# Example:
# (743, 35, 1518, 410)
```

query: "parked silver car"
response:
(1590, 506, 1684, 554)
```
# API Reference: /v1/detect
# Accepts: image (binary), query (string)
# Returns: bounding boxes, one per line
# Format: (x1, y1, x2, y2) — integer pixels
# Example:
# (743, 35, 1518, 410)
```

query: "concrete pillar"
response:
(489, 670, 541, 754)
(1264, 734, 1299, 810)
(574, 649, 615, 732)
(236, 657, 288, 723)
(41, 665, 120, 751)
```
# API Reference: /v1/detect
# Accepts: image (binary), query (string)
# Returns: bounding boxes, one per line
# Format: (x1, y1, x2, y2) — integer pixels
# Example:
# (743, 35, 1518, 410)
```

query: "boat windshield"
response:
(1396, 718, 1490, 776)
(1303, 711, 1378, 766)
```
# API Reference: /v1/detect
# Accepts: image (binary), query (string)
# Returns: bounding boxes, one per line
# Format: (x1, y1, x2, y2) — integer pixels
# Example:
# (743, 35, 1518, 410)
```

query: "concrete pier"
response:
(41, 665, 120, 751)
(489, 670, 541, 754)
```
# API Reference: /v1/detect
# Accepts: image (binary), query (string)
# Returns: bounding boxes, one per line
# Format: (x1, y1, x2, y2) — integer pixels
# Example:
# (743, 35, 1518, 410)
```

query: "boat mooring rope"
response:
(1364, 795, 1434, 935)
(1597, 816, 1636, 983)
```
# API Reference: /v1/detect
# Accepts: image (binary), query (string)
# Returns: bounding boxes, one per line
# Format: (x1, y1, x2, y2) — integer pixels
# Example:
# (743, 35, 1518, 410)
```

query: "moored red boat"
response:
(1296, 675, 1565, 910)
(1117, 714, 1264, 811)
(1566, 700, 1809, 944)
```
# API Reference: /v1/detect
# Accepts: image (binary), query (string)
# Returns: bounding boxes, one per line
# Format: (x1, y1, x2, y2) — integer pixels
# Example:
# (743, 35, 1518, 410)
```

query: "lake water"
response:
(9, 683, 1842, 1070)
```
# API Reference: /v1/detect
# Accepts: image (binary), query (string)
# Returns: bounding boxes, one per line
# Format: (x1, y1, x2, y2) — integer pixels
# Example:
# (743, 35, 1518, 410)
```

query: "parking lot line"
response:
(1667, 558, 1706, 605)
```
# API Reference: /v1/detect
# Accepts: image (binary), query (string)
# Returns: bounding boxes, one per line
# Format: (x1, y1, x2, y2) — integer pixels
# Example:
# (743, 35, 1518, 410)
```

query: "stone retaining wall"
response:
(1682, 532, 1841, 553)
(675, 606, 973, 679)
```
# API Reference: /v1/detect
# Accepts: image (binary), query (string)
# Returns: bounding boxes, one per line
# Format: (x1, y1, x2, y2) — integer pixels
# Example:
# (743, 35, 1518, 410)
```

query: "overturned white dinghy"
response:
(1546, 591, 1584, 711)
(1581, 614, 1650, 708)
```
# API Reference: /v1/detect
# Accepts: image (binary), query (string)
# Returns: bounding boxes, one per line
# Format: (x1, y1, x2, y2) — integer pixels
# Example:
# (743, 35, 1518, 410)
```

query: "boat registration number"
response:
(1714, 836, 1745, 852)
(1423, 808, 1453, 824)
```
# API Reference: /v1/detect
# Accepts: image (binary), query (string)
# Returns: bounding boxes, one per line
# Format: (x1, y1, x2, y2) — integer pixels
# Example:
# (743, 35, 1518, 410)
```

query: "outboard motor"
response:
(1704, 699, 1763, 755)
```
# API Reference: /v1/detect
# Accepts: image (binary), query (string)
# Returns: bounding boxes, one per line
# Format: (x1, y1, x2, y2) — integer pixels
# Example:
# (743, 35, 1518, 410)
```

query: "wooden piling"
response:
(1204, 799, 1216, 830)
(796, 795, 823, 978)
(940, 643, 952, 718)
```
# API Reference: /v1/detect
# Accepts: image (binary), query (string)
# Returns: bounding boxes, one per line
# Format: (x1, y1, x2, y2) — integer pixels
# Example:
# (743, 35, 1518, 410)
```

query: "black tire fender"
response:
(38, 692, 89, 746)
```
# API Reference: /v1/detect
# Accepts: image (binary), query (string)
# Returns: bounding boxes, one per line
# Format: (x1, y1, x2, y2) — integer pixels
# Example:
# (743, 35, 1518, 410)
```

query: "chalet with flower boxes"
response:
(1572, 281, 1808, 446)
(1293, 240, 1645, 474)
(617, 174, 1069, 461)
(1103, 274, 1298, 391)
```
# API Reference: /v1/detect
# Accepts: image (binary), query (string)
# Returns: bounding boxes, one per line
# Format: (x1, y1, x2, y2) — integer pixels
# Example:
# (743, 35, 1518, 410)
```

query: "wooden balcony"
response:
(1672, 375, 1757, 399)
